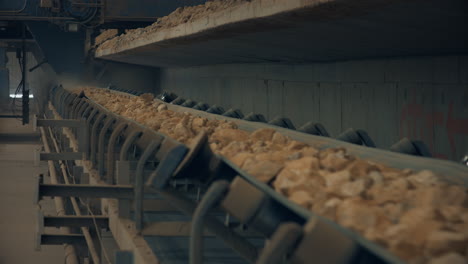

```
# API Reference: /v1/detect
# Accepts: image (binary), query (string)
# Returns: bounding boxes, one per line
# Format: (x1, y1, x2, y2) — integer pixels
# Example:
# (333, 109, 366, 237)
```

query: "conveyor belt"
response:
(36, 85, 468, 264)
(107, 86, 467, 183)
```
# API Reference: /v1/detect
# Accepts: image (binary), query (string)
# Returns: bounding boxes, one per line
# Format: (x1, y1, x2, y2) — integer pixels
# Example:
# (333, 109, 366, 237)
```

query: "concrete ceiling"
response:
(96, 0, 468, 67)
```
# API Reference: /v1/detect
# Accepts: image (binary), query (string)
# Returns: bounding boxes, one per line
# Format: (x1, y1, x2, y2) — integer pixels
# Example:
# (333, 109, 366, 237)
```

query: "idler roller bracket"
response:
(298, 122, 329, 137)
(268, 116, 296, 130)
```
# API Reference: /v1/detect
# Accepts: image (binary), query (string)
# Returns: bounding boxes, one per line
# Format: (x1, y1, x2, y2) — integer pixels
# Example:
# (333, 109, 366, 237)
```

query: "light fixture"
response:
(10, 94, 34, 98)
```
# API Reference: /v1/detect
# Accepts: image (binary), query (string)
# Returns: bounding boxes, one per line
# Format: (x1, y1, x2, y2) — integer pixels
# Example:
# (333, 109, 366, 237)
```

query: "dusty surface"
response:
(97, 0, 250, 52)
(95, 29, 119, 46)
(79, 87, 468, 264)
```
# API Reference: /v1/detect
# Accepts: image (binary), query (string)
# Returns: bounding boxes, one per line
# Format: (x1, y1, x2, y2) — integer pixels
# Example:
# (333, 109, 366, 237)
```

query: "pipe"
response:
(47, 126, 102, 264)
(40, 127, 80, 264)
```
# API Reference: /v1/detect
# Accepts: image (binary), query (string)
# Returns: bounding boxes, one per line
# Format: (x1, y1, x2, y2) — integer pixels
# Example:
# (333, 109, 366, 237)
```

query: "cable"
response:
(62, 0, 98, 22)
(81, 200, 112, 264)
(79, 0, 99, 26)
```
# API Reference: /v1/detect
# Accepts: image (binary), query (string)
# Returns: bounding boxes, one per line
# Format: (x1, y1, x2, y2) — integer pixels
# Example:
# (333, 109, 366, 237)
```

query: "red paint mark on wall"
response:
(400, 100, 468, 160)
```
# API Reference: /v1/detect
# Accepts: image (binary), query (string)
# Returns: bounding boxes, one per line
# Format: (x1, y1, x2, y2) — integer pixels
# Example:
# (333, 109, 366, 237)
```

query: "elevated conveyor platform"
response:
(95, 0, 468, 67)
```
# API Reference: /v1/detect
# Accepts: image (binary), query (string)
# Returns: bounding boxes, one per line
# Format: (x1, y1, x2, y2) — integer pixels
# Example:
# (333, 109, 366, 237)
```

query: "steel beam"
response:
(38, 127, 80, 264)
(37, 183, 161, 200)
(39, 183, 135, 199)
(44, 216, 109, 228)
(40, 152, 83, 161)
(40, 234, 86, 245)
(36, 119, 86, 128)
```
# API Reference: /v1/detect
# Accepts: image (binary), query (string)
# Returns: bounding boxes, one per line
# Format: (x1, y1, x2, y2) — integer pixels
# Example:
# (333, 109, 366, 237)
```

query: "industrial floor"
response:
(0, 117, 63, 264)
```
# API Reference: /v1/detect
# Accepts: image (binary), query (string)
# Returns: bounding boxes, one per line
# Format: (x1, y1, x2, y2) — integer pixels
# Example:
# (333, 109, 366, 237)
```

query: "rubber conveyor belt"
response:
(41, 85, 468, 264)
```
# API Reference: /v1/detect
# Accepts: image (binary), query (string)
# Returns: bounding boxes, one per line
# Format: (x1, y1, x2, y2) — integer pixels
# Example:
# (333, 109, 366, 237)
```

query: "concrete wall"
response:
(159, 55, 468, 161)
(95, 61, 159, 93)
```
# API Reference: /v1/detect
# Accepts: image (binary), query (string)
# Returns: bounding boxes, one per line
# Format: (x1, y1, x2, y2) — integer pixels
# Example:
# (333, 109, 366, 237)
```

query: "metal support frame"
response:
(37, 127, 79, 264)
(222, 108, 244, 119)
(243, 113, 267, 123)
(40, 234, 86, 246)
(268, 116, 295, 129)
(390, 137, 432, 157)
(116, 160, 132, 219)
(43, 123, 105, 264)
(116, 129, 142, 219)
(72, 166, 84, 183)
(105, 122, 128, 183)
(83, 108, 99, 158)
(43, 215, 108, 228)
(146, 145, 188, 190)
(206, 105, 225, 115)
(134, 140, 161, 231)
(43, 85, 467, 264)
(75, 101, 89, 119)
(36, 118, 86, 128)
(97, 116, 116, 177)
(40, 152, 83, 160)
(90, 112, 107, 166)
(298, 122, 329, 136)
(38, 183, 135, 199)
(159, 188, 261, 263)
(46, 95, 159, 263)
(191, 181, 230, 264)
(35, 117, 89, 153)
(336, 128, 376, 148)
